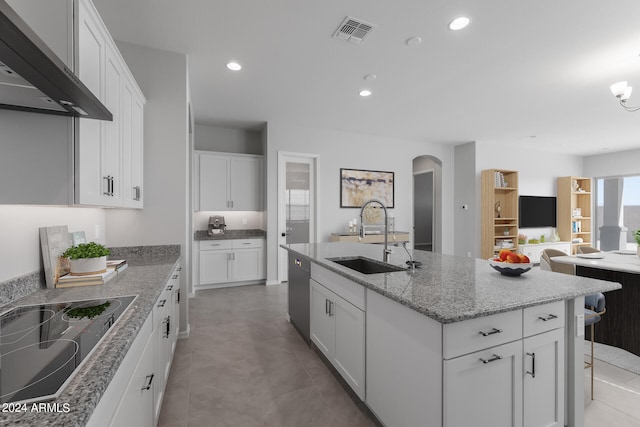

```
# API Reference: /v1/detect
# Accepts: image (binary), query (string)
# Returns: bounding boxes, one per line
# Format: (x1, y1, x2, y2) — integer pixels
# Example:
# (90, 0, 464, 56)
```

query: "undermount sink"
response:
(327, 256, 406, 274)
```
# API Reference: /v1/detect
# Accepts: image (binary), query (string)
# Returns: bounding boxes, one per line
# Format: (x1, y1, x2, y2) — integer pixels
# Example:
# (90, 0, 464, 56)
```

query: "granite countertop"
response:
(282, 242, 622, 324)
(194, 229, 265, 240)
(0, 247, 180, 427)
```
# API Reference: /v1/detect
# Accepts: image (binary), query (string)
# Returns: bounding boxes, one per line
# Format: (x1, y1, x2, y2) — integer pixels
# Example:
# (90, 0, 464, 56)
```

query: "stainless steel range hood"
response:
(0, 0, 112, 120)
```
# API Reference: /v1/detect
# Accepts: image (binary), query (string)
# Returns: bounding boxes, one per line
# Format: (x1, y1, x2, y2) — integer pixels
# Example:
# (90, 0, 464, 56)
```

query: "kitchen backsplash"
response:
(194, 211, 265, 230)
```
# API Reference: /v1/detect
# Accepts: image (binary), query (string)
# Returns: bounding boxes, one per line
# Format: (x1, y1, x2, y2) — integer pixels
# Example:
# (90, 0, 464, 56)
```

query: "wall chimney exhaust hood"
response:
(0, 0, 112, 120)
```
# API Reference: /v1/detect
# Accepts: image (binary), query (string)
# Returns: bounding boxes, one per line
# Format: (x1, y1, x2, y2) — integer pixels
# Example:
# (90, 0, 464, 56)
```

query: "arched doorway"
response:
(413, 156, 442, 253)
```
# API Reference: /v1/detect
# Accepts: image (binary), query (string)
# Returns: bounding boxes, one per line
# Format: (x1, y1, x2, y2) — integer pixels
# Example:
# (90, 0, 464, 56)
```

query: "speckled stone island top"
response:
(0, 245, 180, 427)
(194, 229, 265, 240)
(282, 242, 622, 324)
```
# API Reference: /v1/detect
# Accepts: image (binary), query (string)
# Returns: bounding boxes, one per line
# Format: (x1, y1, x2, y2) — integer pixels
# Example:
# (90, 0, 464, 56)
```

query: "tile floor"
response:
(159, 283, 640, 427)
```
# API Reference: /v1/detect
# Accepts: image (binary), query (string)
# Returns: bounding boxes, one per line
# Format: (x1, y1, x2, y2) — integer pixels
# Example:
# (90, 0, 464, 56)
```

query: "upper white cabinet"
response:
(75, 0, 145, 208)
(195, 151, 263, 211)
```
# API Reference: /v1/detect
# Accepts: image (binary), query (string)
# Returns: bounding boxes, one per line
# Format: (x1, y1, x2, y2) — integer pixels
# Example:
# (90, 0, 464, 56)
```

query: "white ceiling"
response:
(92, 0, 640, 155)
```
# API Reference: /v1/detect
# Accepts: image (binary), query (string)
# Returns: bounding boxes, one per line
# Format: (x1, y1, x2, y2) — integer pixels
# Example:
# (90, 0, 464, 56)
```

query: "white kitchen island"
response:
(282, 242, 621, 427)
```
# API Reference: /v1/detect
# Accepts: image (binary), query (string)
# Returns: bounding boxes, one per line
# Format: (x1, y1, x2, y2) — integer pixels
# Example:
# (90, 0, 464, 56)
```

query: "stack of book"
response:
(55, 259, 128, 288)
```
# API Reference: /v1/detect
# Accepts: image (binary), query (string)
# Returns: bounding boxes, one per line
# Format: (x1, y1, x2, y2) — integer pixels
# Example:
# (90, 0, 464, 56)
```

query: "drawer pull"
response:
(478, 327, 503, 337)
(479, 354, 503, 364)
(172, 274, 178, 280)
(166, 285, 173, 291)
(526, 352, 536, 378)
(141, 374, 154, 391)
(242, 242, 251, 245)
(538, 314, 558, 322)
(157, 299, 167, 308)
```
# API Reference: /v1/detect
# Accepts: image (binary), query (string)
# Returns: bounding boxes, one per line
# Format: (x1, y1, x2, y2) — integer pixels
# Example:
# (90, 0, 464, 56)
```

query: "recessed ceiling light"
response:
(226, 62, 242, 71)
(364, 74, 377, 81)
(449, 16, 470, 31)
(406, 36, 422, 47)
(359, 90, 372, 97)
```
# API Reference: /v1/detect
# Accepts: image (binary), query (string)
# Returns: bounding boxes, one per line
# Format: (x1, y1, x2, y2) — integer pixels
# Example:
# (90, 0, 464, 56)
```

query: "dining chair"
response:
(577, 246, 601, 254)
(539, 248, 605, 399)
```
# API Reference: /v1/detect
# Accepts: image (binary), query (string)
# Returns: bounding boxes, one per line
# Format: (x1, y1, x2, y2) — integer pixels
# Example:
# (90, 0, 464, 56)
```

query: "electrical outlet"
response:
(242, 218, 248, 225)
(576, 314, 585, 337)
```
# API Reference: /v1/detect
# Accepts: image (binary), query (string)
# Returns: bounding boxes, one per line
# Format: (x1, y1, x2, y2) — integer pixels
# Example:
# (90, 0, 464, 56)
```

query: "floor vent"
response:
(333, 16, 376, 45)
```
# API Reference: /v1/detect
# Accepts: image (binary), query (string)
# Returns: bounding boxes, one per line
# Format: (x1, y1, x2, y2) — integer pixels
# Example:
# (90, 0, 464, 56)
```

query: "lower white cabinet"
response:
(444, 340, 523, 427)
(517, 242, 571, 264)
(310, 279, 365, 399)
(366, 288, 565, 427)
(198, 239, 265, 287)
(87, 263, 181, 427)
(108, 329, 155, 427)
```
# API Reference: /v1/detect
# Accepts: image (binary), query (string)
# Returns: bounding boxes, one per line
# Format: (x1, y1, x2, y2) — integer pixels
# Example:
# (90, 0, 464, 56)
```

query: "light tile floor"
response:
(159, 283, 640, 426)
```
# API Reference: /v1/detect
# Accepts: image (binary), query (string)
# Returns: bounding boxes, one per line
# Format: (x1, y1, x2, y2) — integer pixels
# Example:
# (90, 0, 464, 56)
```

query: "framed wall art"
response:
(340, 168, 394, 208)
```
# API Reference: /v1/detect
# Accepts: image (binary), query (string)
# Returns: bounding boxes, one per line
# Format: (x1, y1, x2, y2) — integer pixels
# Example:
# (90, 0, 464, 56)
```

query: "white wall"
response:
(193, 211, 264, 230)
(0, 206, 104, 282)
(105, 42, 190, 333)
(265, 121, 455, 283)
(474, 141, 584, 256)
(194, 124, 263, 154)
(583, 148, 640, 178)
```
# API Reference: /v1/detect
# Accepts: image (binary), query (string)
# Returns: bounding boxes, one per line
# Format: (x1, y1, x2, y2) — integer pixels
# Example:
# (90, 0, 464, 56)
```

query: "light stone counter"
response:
(282, 242, 621, 324)
(0, 245, 180, 427)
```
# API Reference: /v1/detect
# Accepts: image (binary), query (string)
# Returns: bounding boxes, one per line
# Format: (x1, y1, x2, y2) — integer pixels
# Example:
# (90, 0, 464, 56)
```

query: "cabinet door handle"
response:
(176, 290, 180, 303)
(103, 176, 110, 195)
(526, 352, 536, 377)
(478, 327, 503, 337)
(328, 300, 334, 317)
(109, 176, 114, 196)
(538, 314, 558, 322)
(230, 200, 234, 208)
(325, 299, 329, 314)
(163, 316, 171, 338)
(141, 374, 154, 391)
(479, 354, 503, 364)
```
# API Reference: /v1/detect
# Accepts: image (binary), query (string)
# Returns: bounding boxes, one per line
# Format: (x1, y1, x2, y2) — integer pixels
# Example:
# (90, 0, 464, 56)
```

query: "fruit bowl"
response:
(488, 258, 533, 277)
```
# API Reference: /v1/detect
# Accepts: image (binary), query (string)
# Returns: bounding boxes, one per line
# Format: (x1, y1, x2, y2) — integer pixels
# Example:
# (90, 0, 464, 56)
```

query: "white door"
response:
(523, 329, 564, 427)
(278, 152, 317, 282)
(199, 250, 232, 284)
(333, 296, 365, 399)
(230, 156, 261, 210)
(310, 280, 334, 359)
(443, 340, 523, 427)
(199, 154, 229, 211)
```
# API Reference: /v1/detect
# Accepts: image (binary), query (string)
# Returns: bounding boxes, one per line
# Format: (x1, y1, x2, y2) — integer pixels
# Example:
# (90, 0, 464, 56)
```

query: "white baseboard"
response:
(194, 280, 265, 291)
(178, 323, 190, 339)
(285, 313, 291, 322)
(266, 280, 282, 286)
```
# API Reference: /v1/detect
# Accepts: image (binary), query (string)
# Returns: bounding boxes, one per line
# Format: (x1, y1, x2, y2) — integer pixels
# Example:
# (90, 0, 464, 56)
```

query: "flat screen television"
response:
(519, 196, 557, 228)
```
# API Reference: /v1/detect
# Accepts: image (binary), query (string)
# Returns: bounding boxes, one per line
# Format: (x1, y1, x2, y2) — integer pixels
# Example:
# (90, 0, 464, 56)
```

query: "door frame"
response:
(277, 151, 319, 283)
(413, 169, 436, 252)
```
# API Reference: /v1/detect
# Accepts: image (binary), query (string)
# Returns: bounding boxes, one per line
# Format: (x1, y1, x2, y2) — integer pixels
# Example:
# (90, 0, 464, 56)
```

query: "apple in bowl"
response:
(490, 250, 533, 276)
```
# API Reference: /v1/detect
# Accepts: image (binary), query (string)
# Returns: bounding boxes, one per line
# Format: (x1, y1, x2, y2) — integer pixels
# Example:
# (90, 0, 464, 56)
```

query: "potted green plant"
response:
(63, 242, 110, 275)
(635, 229, 640, 257)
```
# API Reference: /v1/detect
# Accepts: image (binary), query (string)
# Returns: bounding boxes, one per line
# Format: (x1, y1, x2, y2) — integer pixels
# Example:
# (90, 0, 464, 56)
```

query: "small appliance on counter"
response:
(207, 215, 226, 236)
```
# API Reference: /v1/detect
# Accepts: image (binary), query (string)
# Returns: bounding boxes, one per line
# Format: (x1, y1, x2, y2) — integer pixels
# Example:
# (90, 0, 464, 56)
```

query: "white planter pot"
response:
(638, 246, 640, 258)
(69, 256, 107, 276)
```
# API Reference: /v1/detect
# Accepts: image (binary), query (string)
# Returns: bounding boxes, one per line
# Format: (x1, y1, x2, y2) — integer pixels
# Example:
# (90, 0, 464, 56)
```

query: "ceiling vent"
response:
(333, 16, 376, 45)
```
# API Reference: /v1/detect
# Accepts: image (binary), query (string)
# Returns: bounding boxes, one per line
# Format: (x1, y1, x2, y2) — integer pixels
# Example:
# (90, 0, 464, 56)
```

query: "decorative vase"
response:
(69, 256, 107, 276)
(549, 228, 560, 243)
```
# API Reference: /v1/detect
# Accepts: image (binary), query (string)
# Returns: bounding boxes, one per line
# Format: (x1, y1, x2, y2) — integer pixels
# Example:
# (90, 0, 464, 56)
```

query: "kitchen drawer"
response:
(311, 263, 365, 310)
(443, 309, 523, 359)
(199, 240, 233, 250)
(232, 238, 264, 249)
(523, 301, 565, 337)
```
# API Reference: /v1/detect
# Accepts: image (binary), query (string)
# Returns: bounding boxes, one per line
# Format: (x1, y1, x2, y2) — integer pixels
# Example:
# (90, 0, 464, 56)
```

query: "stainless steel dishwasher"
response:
(288, 253, 310, 342)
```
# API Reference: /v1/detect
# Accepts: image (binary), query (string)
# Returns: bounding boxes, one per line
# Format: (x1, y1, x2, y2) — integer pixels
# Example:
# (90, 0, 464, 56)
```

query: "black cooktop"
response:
(0, 295, 136, 404)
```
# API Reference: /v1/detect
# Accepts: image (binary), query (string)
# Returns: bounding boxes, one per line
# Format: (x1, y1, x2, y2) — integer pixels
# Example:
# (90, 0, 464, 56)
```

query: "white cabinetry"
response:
(366, 288, 565, 427)
(518, 242, 571, 264)
(195, 152, 263, 211)
(75, 0, 145, 208)
(198, 239, 265, 288)
(310, 266, 365, 399)
(87, 263, 181, 427)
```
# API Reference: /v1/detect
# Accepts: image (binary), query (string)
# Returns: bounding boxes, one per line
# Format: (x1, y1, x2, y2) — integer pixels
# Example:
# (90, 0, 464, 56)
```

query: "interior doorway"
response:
(413, 156, 442, 253)
(277, 152, 318, 283)
(414, 170, 434, 251)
